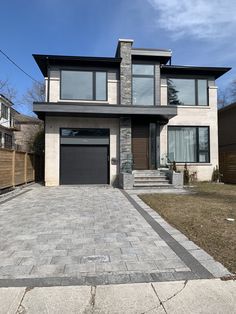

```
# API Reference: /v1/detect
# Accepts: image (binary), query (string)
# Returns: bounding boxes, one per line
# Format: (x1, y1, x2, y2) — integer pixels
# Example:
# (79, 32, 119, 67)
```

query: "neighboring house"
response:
(12, 110, 43, 152)
(33, 39, 230, 187)
(0, 94, 16, 149)
(218, 103, 236, 183)
(0, 94, 43, 152)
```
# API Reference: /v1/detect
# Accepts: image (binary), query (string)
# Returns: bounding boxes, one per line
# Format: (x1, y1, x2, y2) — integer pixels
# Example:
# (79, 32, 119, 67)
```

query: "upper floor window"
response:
(1, 104, 8, 119)
(132, 64, 154, 106)
(61, 70, 107, 101)
(167, 78, 208, 106)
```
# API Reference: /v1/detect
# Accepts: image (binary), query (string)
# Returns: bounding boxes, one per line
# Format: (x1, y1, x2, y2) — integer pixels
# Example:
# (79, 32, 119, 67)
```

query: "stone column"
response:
(119, 117, 132, 173)
(116, 39, 133, 173)
(116, 39, 133, 105)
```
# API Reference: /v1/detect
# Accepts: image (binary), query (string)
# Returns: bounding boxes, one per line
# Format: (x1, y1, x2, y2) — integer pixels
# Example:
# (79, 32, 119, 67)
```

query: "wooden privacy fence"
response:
(219, 151, 236, 184)
(0, 148, 43, 190)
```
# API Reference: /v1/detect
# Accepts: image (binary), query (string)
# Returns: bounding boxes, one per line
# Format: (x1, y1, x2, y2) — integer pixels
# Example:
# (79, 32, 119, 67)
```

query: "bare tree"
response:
(23, 81, 45, 107)
(218, 79, 236, 109)
(228, 79, 236, 103)
(218, 88, 230, 109)
(0, 78, 17, 101)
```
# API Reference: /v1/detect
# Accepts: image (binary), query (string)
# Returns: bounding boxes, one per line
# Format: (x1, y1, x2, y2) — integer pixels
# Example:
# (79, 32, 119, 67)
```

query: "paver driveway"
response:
(0, 185, 230, 286)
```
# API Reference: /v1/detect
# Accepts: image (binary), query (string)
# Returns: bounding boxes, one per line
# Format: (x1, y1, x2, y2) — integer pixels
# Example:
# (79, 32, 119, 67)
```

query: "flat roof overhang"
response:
(33, 55, 122, 77)
(161, 65, 231, 79)
(131, 48, 172, 64)
(33, 102, 177, 121)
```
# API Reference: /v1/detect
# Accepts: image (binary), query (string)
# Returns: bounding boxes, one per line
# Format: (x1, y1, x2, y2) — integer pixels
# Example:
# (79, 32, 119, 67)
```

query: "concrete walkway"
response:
(0, 185, 230, 286)
(1, 279, 236, 313)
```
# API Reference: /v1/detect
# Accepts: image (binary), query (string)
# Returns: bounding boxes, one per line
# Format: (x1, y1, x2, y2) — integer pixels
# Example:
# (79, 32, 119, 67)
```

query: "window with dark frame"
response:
(167, 78, 208, 106)
(4, 133, 12, 149)
(1, 104, 8, 119)
(132, 64, 155, 106)
(0, 131, 2, 147)
(61, 70, 107, 101)
(168, 126, 209, 163)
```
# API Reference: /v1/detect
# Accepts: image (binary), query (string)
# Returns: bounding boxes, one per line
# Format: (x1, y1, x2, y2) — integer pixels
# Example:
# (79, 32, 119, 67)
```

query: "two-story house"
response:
(33, 39, 230, 187)
(0, 94, 15, 149)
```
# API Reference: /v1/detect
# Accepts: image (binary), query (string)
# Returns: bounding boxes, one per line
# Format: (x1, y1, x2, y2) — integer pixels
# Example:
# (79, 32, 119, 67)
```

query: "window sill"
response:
(58, 100, 109, 104)
(171, 105, 210, 109)
(168, 163, 212, 166)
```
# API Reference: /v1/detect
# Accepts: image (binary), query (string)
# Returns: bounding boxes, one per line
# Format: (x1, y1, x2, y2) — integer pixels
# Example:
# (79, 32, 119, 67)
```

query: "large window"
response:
(61, 70, 107, 101)
(1, 104, 8, 119)
(168, 126, 209, 163)
(132, 64, 154, 106)
(167, 78, 208, 106)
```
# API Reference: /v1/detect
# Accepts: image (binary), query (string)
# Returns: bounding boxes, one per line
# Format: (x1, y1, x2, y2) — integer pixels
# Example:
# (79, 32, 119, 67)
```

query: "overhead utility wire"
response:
(0, 49, 39, 83)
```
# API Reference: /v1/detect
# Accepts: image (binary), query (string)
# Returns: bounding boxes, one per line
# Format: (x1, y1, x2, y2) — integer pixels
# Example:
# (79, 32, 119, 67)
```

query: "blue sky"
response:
(0, 0, 235, 114)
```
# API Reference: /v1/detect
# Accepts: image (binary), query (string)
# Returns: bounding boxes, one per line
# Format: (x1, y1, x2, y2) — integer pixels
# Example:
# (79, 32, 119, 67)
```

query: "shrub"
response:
(184, 163, 190, 185)
(212, 166, 222, 183)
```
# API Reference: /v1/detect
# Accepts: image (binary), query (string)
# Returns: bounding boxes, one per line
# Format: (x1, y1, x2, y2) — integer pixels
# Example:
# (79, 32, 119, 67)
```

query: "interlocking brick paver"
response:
(0, 185, 230, 283)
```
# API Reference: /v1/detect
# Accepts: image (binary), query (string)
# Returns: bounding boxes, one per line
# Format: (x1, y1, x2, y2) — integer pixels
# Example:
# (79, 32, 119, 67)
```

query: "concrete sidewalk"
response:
(1, 278, 235, 313)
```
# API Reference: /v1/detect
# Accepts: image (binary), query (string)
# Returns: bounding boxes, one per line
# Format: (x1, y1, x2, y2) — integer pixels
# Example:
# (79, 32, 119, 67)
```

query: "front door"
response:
(132, 122, 149, 170)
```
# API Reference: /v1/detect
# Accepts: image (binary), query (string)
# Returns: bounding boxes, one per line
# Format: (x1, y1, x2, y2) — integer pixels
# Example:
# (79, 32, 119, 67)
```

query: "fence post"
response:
(33, 154, 35, 181)
(12, 150, 15, 187)
(24, 152, 27, 184)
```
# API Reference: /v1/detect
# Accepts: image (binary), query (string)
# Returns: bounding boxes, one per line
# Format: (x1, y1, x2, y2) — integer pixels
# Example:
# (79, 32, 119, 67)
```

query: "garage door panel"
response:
(60, 145, 108, 184)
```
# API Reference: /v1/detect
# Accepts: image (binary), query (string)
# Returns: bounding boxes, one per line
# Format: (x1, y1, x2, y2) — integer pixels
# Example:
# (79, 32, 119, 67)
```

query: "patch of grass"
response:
(140, 183, 236, 273)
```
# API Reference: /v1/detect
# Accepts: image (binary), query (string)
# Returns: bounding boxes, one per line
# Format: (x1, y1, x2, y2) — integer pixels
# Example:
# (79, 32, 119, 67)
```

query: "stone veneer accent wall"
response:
(120, 117, 132, 173)
(117, 40, 133, 173)
(116, 40, 133, 106)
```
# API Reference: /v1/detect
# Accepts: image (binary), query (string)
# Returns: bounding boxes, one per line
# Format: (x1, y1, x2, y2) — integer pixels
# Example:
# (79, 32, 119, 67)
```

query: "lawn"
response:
(140, 183, 236, 274)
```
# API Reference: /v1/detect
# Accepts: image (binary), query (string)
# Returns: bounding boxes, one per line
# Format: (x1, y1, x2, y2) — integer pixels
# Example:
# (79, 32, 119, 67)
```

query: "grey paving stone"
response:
(180, 241, 200, 251)
(190, 249, 214, 261)
(20, 257, 52, 266)
(51, 256, 81, 265)
(0, 265, 33, 278)
(150, 272, 176, 282)
(129, 272, 154, 283)
(201, 260, 231, 277)
(106, 274, 131, 284)
(65, 263, 96, 275)
(125, 261, 157, 271)
(31, 265, 65, 277)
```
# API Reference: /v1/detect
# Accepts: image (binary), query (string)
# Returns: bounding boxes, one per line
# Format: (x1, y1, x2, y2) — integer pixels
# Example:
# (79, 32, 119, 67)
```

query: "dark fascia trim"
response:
(33, 102, 177, 119)
(33, 54, 122, 77)
(161, 65, 231, 79)
(218, 102, 236, 113)
(131, 48, 172, 64)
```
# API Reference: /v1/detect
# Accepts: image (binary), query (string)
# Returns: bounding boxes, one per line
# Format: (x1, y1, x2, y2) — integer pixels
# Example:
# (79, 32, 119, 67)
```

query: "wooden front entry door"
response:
(132, 123, 149, 170)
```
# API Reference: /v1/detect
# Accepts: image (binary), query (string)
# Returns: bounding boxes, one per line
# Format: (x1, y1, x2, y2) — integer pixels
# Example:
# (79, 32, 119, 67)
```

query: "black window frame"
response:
(4, 133, 12, 149)
(167, 126, 210, 163)
(60, 69, 108, 101)
(0, 131, 2, 147)
(60, 128, 110, 138)
(167, 77, 209, 107)
(1, 104, 8, 119)
(132, 63, 155, 106)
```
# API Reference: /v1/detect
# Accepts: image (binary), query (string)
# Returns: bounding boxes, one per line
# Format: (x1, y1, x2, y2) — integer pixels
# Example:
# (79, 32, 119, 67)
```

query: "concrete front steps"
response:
(132, 170, 172, 188)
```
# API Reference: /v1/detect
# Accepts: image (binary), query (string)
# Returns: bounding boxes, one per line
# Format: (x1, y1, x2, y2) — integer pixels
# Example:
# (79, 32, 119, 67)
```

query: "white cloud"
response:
(148, 0, 236, 40)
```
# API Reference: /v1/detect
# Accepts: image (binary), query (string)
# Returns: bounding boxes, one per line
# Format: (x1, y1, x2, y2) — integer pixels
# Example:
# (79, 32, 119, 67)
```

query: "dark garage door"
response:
(60, 145, 109, 184)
